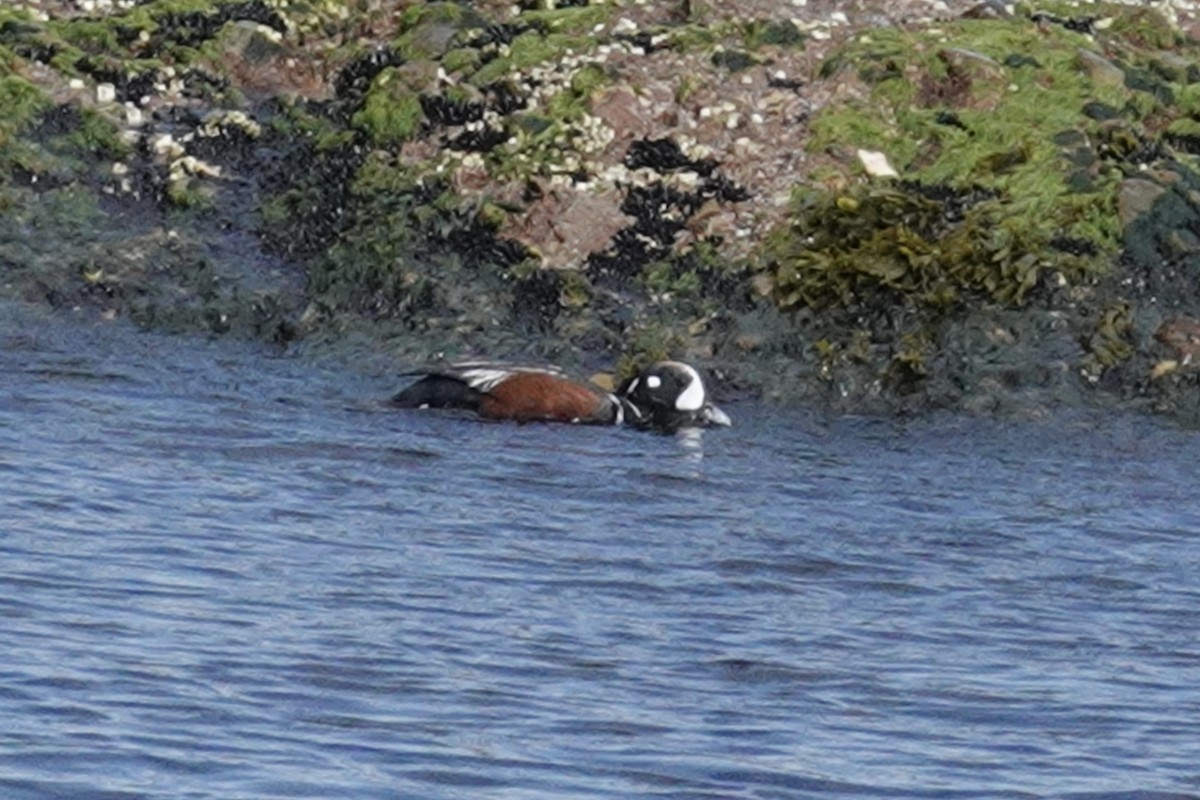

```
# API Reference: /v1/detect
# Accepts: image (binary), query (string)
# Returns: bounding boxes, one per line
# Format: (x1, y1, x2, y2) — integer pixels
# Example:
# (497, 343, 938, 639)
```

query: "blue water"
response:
(3, 301, 1200, 799)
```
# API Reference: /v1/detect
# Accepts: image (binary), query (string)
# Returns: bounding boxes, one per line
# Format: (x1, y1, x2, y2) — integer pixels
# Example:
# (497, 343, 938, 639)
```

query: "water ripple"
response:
(3, 303, 1200, 798)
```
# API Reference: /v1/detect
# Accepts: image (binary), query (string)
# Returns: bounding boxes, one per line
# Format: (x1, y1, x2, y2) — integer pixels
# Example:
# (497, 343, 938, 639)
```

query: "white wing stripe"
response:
(459, 369, 517, 392)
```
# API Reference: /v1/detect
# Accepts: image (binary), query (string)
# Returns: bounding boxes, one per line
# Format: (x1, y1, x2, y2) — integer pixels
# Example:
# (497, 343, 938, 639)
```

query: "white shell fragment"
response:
(857, 149, 898, 178)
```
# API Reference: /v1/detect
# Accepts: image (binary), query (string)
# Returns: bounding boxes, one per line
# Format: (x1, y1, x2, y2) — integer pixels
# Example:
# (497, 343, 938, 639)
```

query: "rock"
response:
(590, 85, 658, 145)
(1076, 49, 1126, 88)
(1166, 229, 1200, 258)
(213, 19, 328, 100)
(1156, 317, 1200, 365)
(219, 20, 284, 63)
(960, 1, 1011, 20)
(502, 188, 632, 270)
(1118, 177, 1168, 229)
(938, 47, 1004, 81)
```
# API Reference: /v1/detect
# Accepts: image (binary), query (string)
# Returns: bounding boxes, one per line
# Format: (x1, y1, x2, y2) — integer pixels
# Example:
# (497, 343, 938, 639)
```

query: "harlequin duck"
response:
(391, 360, 730, 430)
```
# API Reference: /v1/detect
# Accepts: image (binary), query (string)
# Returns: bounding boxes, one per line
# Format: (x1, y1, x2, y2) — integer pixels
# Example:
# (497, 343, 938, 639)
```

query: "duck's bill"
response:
(702, 404, 732, 427)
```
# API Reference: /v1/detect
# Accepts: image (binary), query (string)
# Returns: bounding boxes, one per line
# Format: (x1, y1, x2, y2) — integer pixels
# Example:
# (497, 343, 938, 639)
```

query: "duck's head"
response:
(618, 361, 731, 432)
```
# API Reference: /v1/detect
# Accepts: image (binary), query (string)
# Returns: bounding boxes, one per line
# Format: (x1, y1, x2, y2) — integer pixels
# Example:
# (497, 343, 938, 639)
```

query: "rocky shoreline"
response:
(5, 0, 1200, 423)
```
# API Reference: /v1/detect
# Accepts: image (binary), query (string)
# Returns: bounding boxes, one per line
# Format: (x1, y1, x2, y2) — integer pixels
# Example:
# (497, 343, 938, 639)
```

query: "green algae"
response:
(468, 30, 579, 87)
(519, 5, 614, 35)
(441, 46, 482, 76)
(809, 18, 1129, 220)
(165, 175, 215, 209)
(394, 3, 478, 61)
(761, 184, 1070, 315)
(0, 73, 48, 150)
(352, 68, 425, 144)
(1104, 7, 1180, 50)
(65, 106, 131, 160)
(56, 18, 123, 54)
(748, 2, 1200, 404)
(1082, 302, 1134, 376)
(741, 19, 806, 51)
(780, 6, 1200, 327)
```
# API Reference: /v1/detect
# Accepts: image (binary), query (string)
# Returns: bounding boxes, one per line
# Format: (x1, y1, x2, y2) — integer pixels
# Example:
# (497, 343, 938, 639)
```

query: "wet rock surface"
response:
(4, 0, 1200, 422)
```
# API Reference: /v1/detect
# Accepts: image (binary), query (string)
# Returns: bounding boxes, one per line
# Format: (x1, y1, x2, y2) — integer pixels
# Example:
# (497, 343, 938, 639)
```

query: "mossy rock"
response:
(759, 182, 1091, 315)
(787, 6, 1200, 323)
(352, 67, 426, 144)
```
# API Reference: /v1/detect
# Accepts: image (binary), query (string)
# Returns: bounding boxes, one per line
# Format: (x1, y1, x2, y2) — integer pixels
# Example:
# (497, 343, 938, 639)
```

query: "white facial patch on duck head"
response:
(672, 363, 705, 411)
(646, 375, 662, 389)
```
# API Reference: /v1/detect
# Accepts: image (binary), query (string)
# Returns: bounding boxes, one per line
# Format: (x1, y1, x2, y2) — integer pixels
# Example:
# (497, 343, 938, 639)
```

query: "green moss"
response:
(479, 55, 610, 182)
(0, 74, 49, 147)
(441, 46, 481, 76)
(808, 100, 899, 159)
(46, 48, 87, 78)
(392, 2, 491, 62)
(500, 31, 560, 71)
(352, 69, 425, 144)
(441, 82, 477, 106)
(569, 62, 607, 97)
(1177, 83, 1200, 118)
(675, 73, 701, 105)
(489, 116, 567, 181)
(667, 23, 721, 53)
(540, 62, 608, 121)
(818, 26, 910, 83)
(803, 15, 1151, 297)
(519, 4, 614, 35)
(1163, 120, 1200, 161)
(13, 0, 294, 87)
(399, 2, 470, 31)
(759, 183, 1091, 316)
(64, 107, 132, 159)
(55, 19, 122, 54)
(558, 270, 591, 309)
(0, 7, 37, 28)
(113, 0, 228, 37)
(269, 102, 346, 149)
(467, 29, 594, 87)
(1106, 7, 1179, 50)
(644, 260, 702, 298)
(165, 176, 214, 209)
(742, 19, 806, 50)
